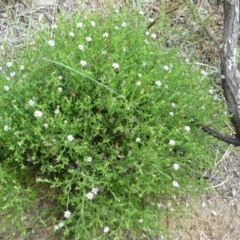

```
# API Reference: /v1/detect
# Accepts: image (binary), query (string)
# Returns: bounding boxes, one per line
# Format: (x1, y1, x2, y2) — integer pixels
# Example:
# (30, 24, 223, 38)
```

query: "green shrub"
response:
(0, 10, 228, 239)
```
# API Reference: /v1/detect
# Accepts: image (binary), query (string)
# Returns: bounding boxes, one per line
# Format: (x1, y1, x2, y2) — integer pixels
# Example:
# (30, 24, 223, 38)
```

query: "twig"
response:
(220, 217, 234, 240)
(200, 230, 210, 240)
(212, 176, 229, 188)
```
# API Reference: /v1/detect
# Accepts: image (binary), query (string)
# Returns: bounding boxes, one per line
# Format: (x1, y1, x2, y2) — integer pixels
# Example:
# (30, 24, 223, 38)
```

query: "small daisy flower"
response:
(4, 125, 9, 131)
(91, 187, 99, 195)
(169, 140, 175, 146)
(121, 22, 126, 27)
(54, 225, 59, 231)
(201, 70, 208, 76)
(145, 31, 150, 36)
(20, 65, 24, 70)
(47, 40, 55, 47)
(138, 219, 143, 223)
(57, 87, 63, 92)
(136, 81, 141, 86)
(64, 210, 71, 219)
(149, 18, 154, 23)
(138, 73, 142, 78)
(104, 226, 110, 233)
(173, 180, 179, 188)
(80, 60, 87, 66)
(87, 157, 92, 162)
(54, 109, 60, 115)
(169, 112, 174, 116)
(86, 192, 94, 200)
(90, 21, 96, 27)
(139, 10, 144, 15)
(69, 32, 75, 37)
(114, 26, 119, 30)
(10, 72, 16, 77)
(4, 86, 9, 91)
(102, 50, 107, 55)
(155, 80, 162, 86)
(150, 33, 157, 39)
(163, 65, 169, 71)
(171, 103, 176, 108)
(103, 32, 109, 38)
(58, 75, 63, 80)
(28, 99, 35, 106)
(209, 89, 214, 94)
(142, 62, 147, 66)
(86, 36, 92, 42)
(173, 163, 179, 170)
(76, 22, 83, 28)
(135, 137, 141, 143)
(185, 126, 191, 132)
(112, 63, 119, 69)
(34, 110, 42, 118)
(78, 44, 84, 50)
(67, 135, 74, 142)
(43, 123, 48, 128)
(6, 62, 12, 67)
(58, 222, 64, 228)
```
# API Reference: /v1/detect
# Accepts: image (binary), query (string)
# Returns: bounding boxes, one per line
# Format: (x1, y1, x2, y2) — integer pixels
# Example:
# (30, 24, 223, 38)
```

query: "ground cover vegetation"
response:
(0, 7, 230, 239)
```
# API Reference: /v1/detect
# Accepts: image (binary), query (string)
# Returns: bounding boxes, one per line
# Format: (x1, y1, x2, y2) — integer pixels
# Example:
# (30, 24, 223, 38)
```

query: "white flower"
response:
(10, 72, 16, 77)
(136, 81, 141, 86)
(149, 18, 154, 23)
(135, 137, 141, 143)
(34, 110, 42, 118)
(138, 73, 142, 78)
(104, 226, 109, 233)
(114, 26, 119, 30)
(171, 102, 176, 108)
(185, 126, 190, 132)
(90, 21, 96, 27)
(76, 22, 83, 28)
(80, 60, 87, 66)
(139, 10, 144, 15)
(78, 44, 84, 50)
(91, 187, 99, 195)
(150, 33, 157, 39)
(169, 140, 175, 146)
(51, 24, 57, 29)
(173, 180, 179, 188)
(121, 22, 126, 27)
(4, 125, 9, 131)
(58, 75, 63, 80)
(185, 59, 190, 64)
(163, 65, 169, 71)
(64, 210, 71, 219)
(201, 70, 208, 76)
(86, 192, 94, 200)
(87, 157, 92, 162)
(173, 163, 179, 170)
(138, 219, 143, 223)
(169, 112, 174, 116)
(6, 62, 12, 67)
(47, 40, 55, 47)
(54, 109, 60, 115)
(155, 80, 162, 86)
(112, 63, 119, 69)
(43, 123, 48, 128)
(86, 36, 92, 42)
(67, 135, 74, 142)
(57, 87, 63, 92)
(69, 32, 75, 37)
(145, 31, 150, 36)
(58, 222, 64, 228)
(142, 62, 147, 66)
(54, 225, 59, 231)
(4, 86, 9, 91)
(20, 65, 24, 70)
(202, 201, 206, 207)
(28, 99, 35, 106)
(103, 32, 109, 38)
(209, 89, 214, 94)
(102, 50, 107, 55)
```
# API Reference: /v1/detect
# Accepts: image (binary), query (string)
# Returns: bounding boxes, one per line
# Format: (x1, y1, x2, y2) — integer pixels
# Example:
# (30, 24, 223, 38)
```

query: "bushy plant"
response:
(0, 9, 229, 239)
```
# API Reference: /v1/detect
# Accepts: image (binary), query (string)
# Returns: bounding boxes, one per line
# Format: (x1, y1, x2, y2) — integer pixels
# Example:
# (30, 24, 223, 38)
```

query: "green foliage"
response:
(0, 10, 229, 239)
